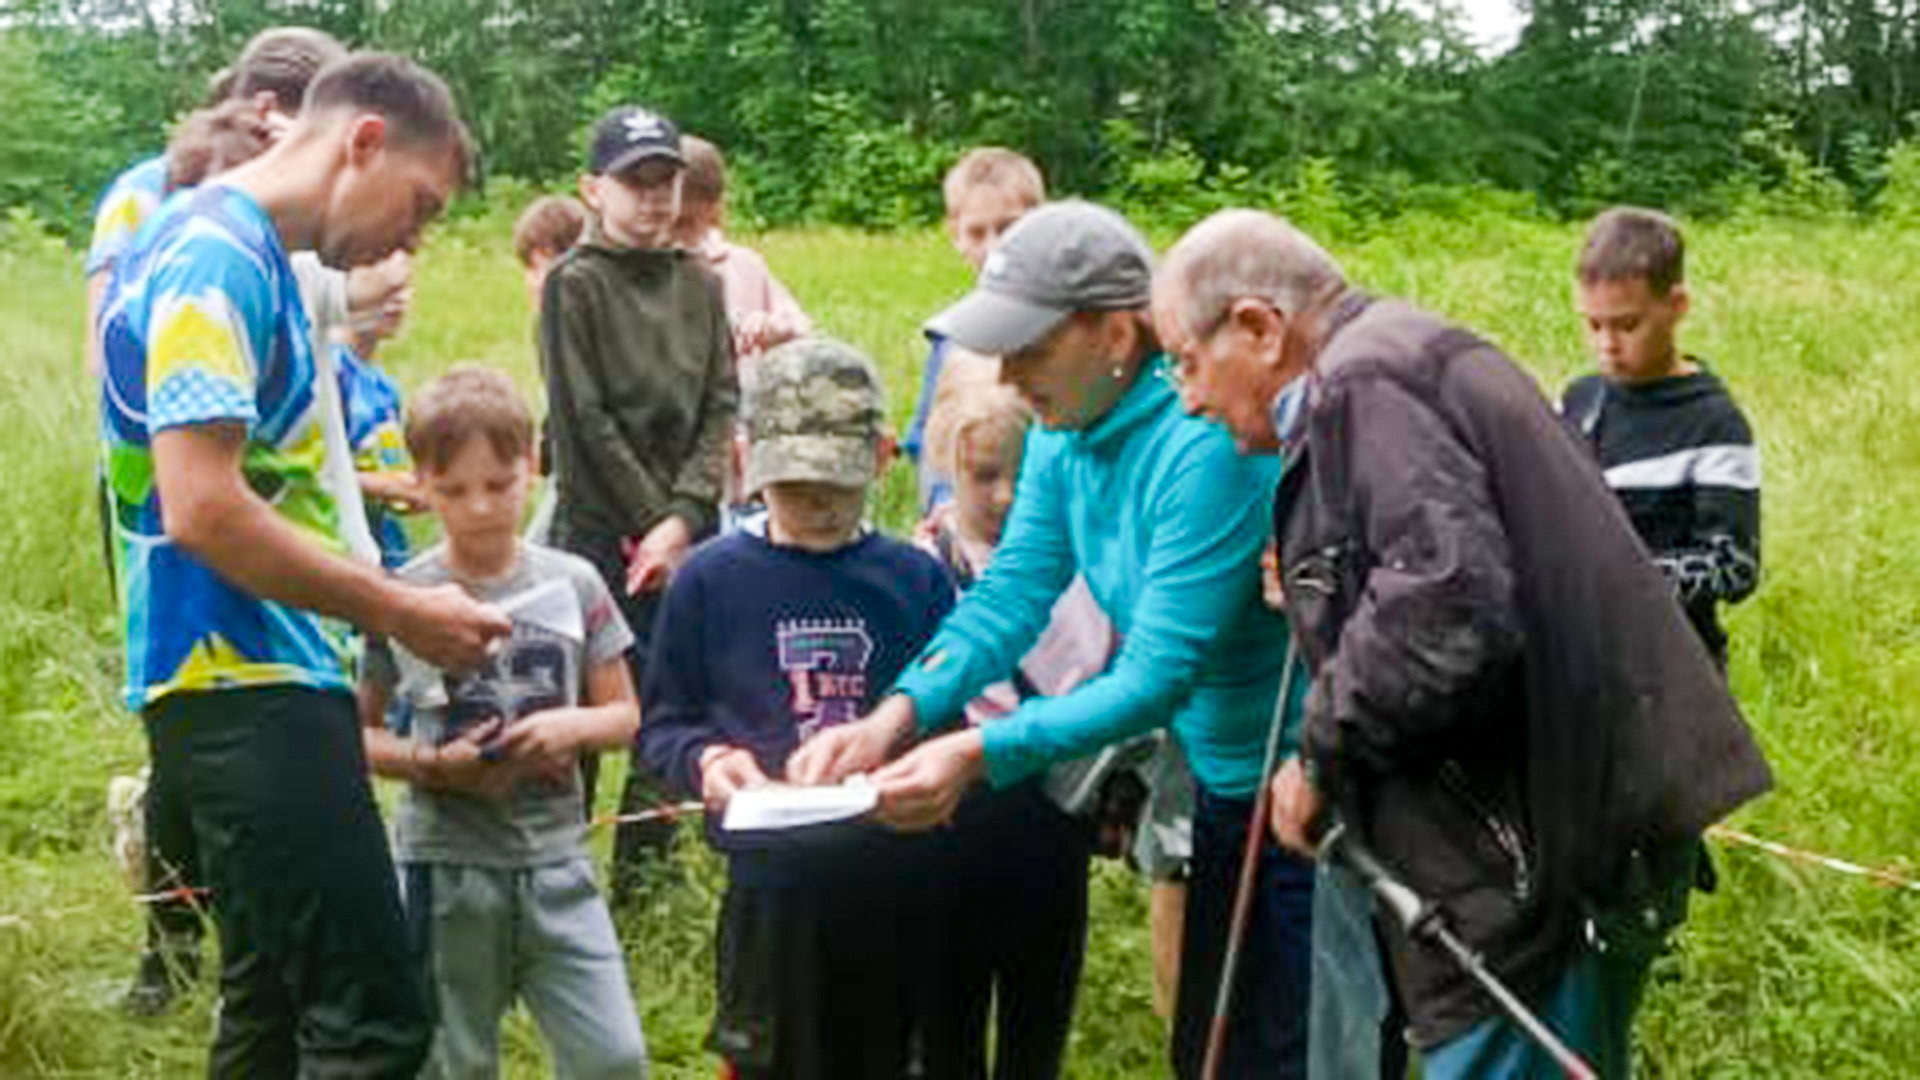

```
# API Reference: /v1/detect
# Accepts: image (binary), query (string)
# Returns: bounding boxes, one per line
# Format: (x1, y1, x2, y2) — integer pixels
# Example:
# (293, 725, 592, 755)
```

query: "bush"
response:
(0, 35, 127, 240)
(807, 98, 952, 229)
(1277, 157, 1355, 240)
(1873, 137, 1920, 226)
(1712, 116, 1856, 224)
(0, 207, 68, 261)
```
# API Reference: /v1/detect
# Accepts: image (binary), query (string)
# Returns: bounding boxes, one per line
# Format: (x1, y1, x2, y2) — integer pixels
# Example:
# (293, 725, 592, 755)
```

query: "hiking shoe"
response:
(122, 949, 198, 1018)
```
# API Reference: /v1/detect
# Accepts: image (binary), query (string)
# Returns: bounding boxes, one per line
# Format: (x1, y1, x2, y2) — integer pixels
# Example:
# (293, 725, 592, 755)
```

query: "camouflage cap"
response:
(744, 337, 886, 494)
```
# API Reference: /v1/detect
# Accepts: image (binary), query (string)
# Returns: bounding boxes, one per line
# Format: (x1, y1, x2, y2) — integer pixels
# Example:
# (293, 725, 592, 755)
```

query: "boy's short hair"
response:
(304, 53, 474, 183)
(1579, 207, 1686, 296)
(406, 365, 534, 473)
(513, 195, 587, 267)
(232, 27, 347, 109)
(924, 353, 1030, 480)
(167, 98, 276, 190)
(942, 147, 1045, 214)
(681, 135, 728, 206)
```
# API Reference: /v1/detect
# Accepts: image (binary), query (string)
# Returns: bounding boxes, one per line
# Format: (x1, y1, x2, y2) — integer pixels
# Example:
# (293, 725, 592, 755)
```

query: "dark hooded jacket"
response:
(539, 221, 737, 541)
(1272, 295, 1772, 1047)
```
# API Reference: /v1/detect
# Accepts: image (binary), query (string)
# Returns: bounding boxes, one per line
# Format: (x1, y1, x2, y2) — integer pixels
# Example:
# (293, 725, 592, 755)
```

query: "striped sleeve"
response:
(1655, 408, 1759, 607)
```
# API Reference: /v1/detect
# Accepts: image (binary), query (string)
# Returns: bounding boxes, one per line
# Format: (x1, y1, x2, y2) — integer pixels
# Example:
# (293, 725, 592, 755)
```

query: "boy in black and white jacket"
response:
(1564, 207, 1761, 668)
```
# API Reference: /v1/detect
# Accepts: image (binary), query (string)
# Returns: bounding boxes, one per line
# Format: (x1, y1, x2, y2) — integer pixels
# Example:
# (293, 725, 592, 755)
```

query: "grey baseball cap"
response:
(744, 338, 887, 493)
(925, 200, 1155, 356)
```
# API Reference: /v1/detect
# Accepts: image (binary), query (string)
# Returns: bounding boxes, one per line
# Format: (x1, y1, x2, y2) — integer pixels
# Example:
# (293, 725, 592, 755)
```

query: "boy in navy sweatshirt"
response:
(636, 338, 955, 1080)
(1564, 207, 1761, 669)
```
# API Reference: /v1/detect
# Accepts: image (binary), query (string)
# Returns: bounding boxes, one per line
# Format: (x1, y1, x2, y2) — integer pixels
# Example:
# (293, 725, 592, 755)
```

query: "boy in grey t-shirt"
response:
(360, 367, 647, 1079)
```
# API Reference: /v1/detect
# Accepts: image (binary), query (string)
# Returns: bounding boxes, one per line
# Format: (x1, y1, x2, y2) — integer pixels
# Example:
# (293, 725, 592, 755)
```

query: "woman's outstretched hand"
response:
(787, 694, 917, 785)
(870, 728, 986, 831)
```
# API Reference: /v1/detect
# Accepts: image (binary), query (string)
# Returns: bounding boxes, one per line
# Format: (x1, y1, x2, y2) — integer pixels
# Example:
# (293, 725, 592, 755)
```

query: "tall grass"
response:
(4, 211, 1919, 1075)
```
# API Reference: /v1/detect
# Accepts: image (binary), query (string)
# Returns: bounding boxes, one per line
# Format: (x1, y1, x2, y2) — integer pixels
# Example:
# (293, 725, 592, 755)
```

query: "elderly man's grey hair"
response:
(1159, 209, 1347, 336)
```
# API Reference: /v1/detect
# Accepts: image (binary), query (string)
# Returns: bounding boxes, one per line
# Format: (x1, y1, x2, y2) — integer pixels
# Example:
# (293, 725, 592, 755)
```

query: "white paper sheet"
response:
(722, 778, 879, 832)
(496, 579, 584, 643)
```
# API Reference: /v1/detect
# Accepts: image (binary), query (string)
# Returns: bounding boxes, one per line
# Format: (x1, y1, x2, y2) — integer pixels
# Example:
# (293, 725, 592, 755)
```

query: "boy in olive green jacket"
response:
(538, 104, 737, 891)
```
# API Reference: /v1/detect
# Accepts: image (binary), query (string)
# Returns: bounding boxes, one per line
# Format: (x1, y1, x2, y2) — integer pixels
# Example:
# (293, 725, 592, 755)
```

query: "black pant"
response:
(554, 516, 677, 878)
(142, 726, 206, 958)
(714, 847, 931, 1080)
(922, 781, 1092, 1080)
(1171, 786, 1315, 1080)
(104, 474, 207, 977)
(145, 686, 432, 1079)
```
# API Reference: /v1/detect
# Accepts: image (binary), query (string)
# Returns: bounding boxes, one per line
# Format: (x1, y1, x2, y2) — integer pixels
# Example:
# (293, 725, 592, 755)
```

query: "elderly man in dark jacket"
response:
(1152, 209, 1772, 1079)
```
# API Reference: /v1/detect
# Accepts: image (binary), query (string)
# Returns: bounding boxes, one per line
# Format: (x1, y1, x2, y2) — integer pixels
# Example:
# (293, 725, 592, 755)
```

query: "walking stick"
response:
(1198, 638, 1299, 1080)
(1318, 823, 1600, 1080)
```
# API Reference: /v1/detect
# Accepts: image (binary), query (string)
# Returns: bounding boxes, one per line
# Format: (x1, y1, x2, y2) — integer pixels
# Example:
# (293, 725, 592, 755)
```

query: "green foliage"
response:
(1105, 122, 1261, 232)
(1279, 158, 1355, 242)
(0, 35, 126, 238)
(1104, 121, 1354, 241)
(784, 93, 953, 229)
(1483, 2, 1779, 217)
(1720, 116, 1857, 222)
(14, 1, 1920, 238)
(0, 207, 70, 260)
(1872, 137, 1920, 226)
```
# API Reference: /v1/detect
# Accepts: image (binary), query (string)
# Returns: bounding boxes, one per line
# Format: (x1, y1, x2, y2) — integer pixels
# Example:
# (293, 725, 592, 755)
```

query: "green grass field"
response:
(3, 208, 1919, 1076)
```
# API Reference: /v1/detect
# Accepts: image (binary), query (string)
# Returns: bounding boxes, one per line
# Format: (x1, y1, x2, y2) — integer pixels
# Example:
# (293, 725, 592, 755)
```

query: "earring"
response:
(1111, 365, 1126, 379)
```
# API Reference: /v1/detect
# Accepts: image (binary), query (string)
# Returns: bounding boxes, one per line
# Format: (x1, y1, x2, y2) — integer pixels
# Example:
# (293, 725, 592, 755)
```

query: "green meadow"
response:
(3, 208, 1919, 1076)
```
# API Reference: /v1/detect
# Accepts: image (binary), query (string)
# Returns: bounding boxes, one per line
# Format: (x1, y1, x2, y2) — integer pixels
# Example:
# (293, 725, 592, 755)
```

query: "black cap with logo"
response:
(588, 106, 684, 176)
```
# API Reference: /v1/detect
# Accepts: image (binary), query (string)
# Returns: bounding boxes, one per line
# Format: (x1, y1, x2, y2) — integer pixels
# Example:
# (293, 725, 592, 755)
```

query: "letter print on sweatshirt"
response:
(777, 618, 874, 742)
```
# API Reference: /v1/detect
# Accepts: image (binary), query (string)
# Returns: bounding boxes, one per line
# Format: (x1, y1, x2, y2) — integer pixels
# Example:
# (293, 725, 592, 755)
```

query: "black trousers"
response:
(145, 686, 432, 1079)
(105, 473, 207, 975)
(921, 781, 1092, 1080)
(714, 849, 930, 1080)
(555, 516, 677, 879)
(1171, 786, 1315, 1080)
(142, 731, 206, 958)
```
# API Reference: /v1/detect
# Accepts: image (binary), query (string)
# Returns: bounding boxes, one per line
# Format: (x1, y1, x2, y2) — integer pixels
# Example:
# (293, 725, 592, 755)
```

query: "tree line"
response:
(5, 0, 1920, 238)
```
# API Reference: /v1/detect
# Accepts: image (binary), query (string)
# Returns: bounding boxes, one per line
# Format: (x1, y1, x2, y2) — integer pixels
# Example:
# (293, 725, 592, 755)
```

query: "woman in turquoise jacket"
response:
(791, 202, 1311, 1080)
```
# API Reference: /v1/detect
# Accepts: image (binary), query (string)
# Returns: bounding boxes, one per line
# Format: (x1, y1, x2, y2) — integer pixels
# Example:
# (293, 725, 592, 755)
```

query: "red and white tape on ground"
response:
(588, 800, 706, 831)
(1706, 824, 1920, 894)
(113, 802, 709, 909)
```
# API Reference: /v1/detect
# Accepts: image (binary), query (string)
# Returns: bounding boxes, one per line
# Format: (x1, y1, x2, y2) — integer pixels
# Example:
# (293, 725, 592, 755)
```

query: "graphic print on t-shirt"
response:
(443, 627, 570, 744)
(776, 617, 874, 742)
(440, 623, 572, 797)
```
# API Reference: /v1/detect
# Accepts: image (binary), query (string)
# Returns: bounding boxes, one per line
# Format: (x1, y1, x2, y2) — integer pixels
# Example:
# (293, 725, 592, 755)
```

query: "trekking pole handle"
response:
(1317, 822, 1428, 931)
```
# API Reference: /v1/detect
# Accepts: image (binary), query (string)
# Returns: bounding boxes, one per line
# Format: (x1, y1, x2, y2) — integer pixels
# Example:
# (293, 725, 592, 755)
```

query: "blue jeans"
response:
(1422, 839, 1699, 1080)
(1421, 944, 1654, 1080)
(1170, 786, 1315, 1080)
(1308, 861, 1407, 1080)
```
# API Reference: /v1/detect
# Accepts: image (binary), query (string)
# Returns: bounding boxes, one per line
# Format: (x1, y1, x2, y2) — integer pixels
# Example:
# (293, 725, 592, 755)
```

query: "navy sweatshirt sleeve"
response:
(635, 549, 717, 796)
